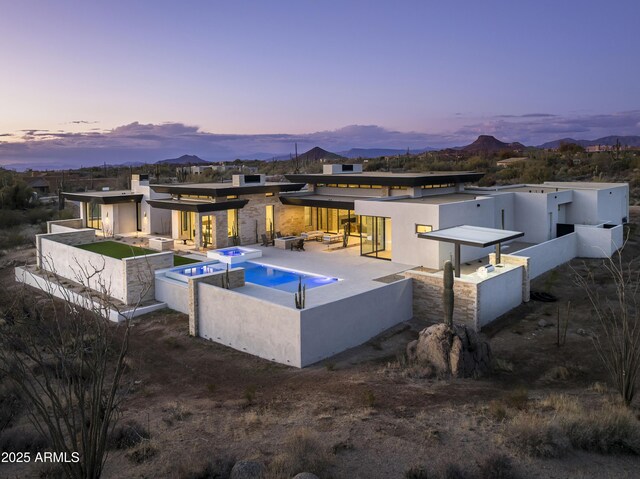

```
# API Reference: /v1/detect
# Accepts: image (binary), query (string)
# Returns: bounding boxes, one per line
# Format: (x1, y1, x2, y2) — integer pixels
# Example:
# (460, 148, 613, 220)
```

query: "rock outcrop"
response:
(230, 460, 265, 479)
(407, 323, 491, 378)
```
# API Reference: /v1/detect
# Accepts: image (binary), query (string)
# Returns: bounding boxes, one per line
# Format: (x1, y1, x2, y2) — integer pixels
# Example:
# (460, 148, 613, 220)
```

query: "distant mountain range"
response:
(156, 154, 209, 165)
(457, 135, 526, 153)
(338, 147, 435, 158)
(538, 135, 640, 149)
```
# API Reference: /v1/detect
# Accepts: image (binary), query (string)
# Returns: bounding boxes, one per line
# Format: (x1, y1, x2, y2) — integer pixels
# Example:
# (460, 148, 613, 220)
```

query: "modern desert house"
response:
(18, 165, 627, 367)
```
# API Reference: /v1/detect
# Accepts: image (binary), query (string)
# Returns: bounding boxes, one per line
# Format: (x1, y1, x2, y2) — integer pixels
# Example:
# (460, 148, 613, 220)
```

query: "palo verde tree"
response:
(0, 258, 146, 479)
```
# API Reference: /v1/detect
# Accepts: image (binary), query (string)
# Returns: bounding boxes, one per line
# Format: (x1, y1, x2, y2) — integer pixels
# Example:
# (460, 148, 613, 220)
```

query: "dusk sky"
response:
(1, 0, 639, 168)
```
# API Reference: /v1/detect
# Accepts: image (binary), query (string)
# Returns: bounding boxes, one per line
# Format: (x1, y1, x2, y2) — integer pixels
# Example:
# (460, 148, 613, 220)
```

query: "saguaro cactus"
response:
(443, 260, 454, 328)
(294, 277, 306, 309)
(221, 264, 230, 289)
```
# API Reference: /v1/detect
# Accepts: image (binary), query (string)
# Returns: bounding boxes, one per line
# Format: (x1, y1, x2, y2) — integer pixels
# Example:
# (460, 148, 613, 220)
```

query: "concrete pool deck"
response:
(227, 241, 416, 309)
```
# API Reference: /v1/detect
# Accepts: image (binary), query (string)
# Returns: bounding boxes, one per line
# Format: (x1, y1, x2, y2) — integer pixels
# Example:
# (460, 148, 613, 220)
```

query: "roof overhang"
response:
(284, 172, 484, 187)
(150, 183, 305, 197)
(62, 192, 143, 205)
(147, 199, 249, 213)
(418, 225, 524, 247)
(279, 195, 355, 210)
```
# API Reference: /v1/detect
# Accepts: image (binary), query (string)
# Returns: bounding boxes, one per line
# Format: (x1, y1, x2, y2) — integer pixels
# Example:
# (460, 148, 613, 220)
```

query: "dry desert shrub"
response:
(503, 412, 568, 458)
(266, 428, 331, 479)
(504, 387, 529, 410)
(541, 365, 571, 381)
(107, 420, 151, 450)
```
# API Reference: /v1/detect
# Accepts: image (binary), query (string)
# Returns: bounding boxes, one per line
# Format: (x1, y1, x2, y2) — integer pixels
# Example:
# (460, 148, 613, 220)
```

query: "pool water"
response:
(219, 247, 244, 256)
(174, 261, 338, 292)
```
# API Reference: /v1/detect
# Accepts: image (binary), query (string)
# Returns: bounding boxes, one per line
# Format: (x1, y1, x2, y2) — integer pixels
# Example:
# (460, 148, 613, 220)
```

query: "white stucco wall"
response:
(155, 274, 189, 313)
(299, 278, 413, 366)
(196, 283, 303, 367)
(597, 186, 629, 225)
(39, 237, 127, 302)
(575, 224, 624, 258)
(513, 233, 578, 279)
(476, 266, 524, 328)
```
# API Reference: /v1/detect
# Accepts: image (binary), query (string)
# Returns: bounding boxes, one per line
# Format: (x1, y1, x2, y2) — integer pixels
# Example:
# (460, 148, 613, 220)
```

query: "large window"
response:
(360, 216, 392, 260)
(202, 215, 213, 246)
(228, 209, 239, 237)
(306, 207, 358, 235)
(85, 202, 102, 229)
(266, 205, 275, 233)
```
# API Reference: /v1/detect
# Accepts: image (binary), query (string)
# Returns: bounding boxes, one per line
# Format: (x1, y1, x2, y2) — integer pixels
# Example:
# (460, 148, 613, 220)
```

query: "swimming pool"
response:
(207, 246, 262, 264)
(166, 261, 339, 292)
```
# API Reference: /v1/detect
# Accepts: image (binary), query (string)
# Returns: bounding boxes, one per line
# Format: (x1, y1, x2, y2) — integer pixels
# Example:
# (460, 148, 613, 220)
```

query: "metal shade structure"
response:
(418, 225, 524, 277)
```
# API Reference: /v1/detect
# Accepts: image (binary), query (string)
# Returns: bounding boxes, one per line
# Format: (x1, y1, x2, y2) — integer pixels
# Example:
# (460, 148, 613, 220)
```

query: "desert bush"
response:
(108, 421, 150, 450)
(0, 209, 24, 228)
(560, 403, 640, 454)
(183, 457, 235, 479)
(504, 388, 528, 410)
(126, 440, 157, 463)
(541, 366, 571, 381)
(163, 401, 192, 425)
(477, 454, 517, 479)
(0, 228, 29, 249)
(267, 428, 331, 479)
(0, 426, 49, 452)
(0, 383, 23, 431)
(25, 207, 53, 225)
(504, 413, 567, 458)
(404, 466, 429, 479)
(488, 400, 507, 421)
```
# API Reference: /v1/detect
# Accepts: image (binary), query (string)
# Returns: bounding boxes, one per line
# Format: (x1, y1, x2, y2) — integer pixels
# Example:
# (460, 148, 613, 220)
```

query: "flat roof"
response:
(389, 193, 486, 205)
(62, 190, 143, 204)
(147, 198, 249, 213)
(150, 181, 305, 197)
(285, 171, 484, 187)
(418, 225, 524, 247)
(279, 194, 367, 210)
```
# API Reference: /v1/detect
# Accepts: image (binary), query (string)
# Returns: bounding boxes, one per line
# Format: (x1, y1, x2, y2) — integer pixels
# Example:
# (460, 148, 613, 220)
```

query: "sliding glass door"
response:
(360, 216, 392, 260)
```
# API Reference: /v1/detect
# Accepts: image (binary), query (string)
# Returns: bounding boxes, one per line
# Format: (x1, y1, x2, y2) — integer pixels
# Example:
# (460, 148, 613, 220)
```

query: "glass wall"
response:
(202, 215, 213, 246)
(227, 209, 239, 237)
(85, 202, 102, 230)
(266, 205, 275, 233)
(307, 207, 358, 235)
(180, 211, 194, 240)
(360, 216, 392, 260)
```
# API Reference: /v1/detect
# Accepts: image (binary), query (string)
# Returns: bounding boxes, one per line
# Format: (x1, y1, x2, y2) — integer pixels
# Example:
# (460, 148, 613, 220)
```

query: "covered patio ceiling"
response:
(147, 198, 249, 213)
(418, 225, 524, 277)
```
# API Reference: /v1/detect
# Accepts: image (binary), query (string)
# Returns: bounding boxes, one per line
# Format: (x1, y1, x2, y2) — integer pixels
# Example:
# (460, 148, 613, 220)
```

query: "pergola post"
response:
(496, 242, 502, 264)
(454, 243, 461, 278)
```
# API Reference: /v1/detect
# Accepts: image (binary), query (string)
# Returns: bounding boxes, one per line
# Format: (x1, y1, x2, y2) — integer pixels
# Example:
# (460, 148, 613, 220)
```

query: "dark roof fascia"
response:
(284, 173, 484, 187)
(417, 230, 524, 248)
(279, 196, 355, 210)
(147, 199, 249, 213)
(149, 183, 305, 197)
(62, 192, 143, 205)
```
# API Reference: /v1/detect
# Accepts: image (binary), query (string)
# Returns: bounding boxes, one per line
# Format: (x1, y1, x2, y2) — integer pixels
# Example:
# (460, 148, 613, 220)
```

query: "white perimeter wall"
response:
(197, 283, 303, 367)
(476, 266, 524, 327)
(39, 236, 127, 302)
(299, 279, 412, 366)
(597, 186, 629, 225)
(575, 224, 624, 258)
(195, 278, 413, 368)
(155, 274, 189, 313)
(513, 233, 578, 279)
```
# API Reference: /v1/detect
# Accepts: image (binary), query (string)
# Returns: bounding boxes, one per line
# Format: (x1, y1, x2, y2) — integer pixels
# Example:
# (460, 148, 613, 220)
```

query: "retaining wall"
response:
(47, 218, 84, 233)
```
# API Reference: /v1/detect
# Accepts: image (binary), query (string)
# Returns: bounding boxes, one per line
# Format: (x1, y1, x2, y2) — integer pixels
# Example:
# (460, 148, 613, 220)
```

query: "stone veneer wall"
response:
(277, 205, 306, 236)
(47, 218, 84, 233)
(401, 269, 478, 330)
(36, 229, 96, 268)
(188, 268, 245, 336)
(489, 253, 530, 302)
(123, 252, 174, 305)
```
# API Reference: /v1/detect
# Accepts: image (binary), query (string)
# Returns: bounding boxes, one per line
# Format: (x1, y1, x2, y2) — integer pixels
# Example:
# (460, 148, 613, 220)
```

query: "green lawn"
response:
(76, 241, 199, 267)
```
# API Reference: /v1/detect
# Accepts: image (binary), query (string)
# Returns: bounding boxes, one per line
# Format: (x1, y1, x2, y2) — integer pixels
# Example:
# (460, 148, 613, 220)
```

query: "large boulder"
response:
(407, 323, 491, 378)
(293, 474, 320, 479)
(230, 460, 265, 479)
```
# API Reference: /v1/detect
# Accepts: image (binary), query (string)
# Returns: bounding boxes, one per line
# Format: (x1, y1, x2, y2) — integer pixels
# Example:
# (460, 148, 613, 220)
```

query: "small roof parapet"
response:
(232, 174, 265, 186)
(322, 164, 363, 175)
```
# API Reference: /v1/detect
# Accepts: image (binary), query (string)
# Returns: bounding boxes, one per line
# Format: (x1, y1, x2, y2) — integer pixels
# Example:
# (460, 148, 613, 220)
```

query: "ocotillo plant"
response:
(294, 277, 306, 309)
(443, 260, 454, 328)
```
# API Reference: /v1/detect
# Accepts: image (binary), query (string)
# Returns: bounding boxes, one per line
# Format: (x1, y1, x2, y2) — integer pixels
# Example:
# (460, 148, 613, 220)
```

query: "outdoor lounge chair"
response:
(275, 231, 283, 238)
(261, 233, 274, 246)
(290, 238, 305, 251)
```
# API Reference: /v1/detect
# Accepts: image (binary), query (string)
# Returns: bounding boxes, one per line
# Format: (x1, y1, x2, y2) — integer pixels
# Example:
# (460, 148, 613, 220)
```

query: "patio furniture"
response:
(275, 231, 283, 238)
(290, 238, 305, 251)
(301, 230, 324, 241)
(322, 233, 342, 245)
(274, 235, 300, 250)
(261, 233, 274, 247)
